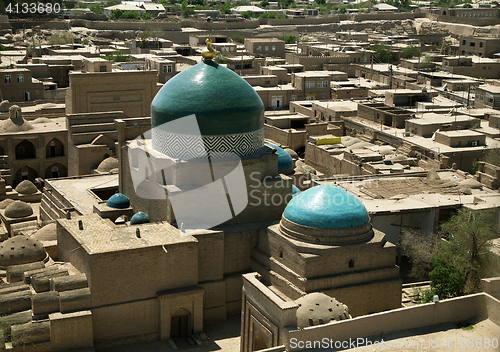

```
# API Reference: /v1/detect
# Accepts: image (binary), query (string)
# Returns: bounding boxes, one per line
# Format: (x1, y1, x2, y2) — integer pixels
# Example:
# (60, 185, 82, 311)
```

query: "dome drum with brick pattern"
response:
(150, 58, 264, 159)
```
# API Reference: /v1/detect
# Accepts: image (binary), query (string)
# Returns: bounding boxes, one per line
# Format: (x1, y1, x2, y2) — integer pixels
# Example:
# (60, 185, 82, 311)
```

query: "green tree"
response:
(231, 33, 245, 43)
(400, 45, 421, 59)
(214, 51, 227, 64)
(89, 3, 103, 14)
(122, 10, 140, 19)
(241, 10, 254, 18)
(419, 54, 434, 69)
(415, 209, 500, 302)
(110, 8, 124, 19)
(259, 0, 269, 7)
(283, 34, 296, 44)
(276, 13, 287, 18)
(181, 0, 194, 17)
(141, 12, 152, 19)
(371, 44, 393, 63)
(48, 32, 74, 45)
(337, 5, 347, 13)
(113, 50, 131, 62)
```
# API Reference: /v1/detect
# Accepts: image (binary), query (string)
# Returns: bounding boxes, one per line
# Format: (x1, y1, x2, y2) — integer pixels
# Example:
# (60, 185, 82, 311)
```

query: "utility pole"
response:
(389, 64, 393, 89)
(370, 54, 373, 80)
(467, 85, 471, 109)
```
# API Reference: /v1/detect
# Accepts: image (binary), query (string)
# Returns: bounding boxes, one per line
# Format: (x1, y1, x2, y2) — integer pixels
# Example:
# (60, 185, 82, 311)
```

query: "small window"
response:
(4, 75, 11, 83)
(17, 74, 24, 83)
(163, 65, 172, 73)
(257, 46, 262, 51)
(272, 46, 276, 51)
(99, 65, 107, 72)
(470, 42, 475, 47)
(265, 46, 269, 51)
(349, 259, 354, 268)
(462, 40, 466, 45)
(479, 42, 483, 48)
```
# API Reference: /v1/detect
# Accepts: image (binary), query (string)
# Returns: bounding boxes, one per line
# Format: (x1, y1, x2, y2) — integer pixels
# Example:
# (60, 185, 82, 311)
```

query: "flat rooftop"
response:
(407, 113, 477, 125)
(294, 72, 331, 78)
(318, 171, 500, 214)
(58, 214, 195, 254)
(477, 85, 500, 94)
(437, 130, 484, 137)
(47, 174, 118, 215)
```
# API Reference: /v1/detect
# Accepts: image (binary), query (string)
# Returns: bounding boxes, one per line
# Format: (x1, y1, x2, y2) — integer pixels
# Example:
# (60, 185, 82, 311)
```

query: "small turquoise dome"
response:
(283, 185, 369, 229)
(106, 193, 130, 209)
(292, 185, 301, 197)
(130, 212, 150, 225)
(267, 143, 294, 174)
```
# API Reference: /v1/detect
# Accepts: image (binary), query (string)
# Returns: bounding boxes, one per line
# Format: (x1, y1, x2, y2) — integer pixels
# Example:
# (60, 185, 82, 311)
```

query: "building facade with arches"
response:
(0, 107, 68, 185)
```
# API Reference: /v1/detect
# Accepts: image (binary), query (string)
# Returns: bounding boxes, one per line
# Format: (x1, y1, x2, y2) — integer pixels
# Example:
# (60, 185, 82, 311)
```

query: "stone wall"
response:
(282, 292, 496, 351)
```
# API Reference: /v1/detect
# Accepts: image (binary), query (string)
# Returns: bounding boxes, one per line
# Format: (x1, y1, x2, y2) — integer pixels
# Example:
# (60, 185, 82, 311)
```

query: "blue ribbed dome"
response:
(130, 212, 150, 225)
(106, 193, 130, 209)
(283, 185, 369, 229)
(266, 143, 294, 174)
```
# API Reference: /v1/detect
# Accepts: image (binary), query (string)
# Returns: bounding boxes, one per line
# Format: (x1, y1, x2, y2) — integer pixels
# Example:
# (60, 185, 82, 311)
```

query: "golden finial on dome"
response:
(201, 35, 216, 61)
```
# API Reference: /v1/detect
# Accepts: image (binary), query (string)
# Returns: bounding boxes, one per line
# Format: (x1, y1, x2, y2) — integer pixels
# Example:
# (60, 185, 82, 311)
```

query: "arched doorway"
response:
(15, 166, 37, 183)
(15, 140, 36, 160)
(170, 308, 191, 339)
(46, 138, 64, 158)
(45, 163, 67, 179)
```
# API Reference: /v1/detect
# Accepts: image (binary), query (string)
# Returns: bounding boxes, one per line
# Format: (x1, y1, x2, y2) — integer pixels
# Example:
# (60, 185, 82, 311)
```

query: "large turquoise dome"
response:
(151, 60, 264, 158)
(266, 143, 294, 174)
(283, 185, 369, 230)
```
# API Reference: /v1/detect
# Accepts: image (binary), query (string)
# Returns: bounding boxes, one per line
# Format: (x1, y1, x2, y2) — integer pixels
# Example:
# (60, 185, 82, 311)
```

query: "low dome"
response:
(0, 236, 47, 267)
(283, 185, 369, 230)
(459, 179, 482, 189)
(33, 117, 51, 124)
(15, 180, 38, 195)
(97, 157, 119, 173)
(106, 193, 130, 209)
(266, 143, 294, 175)
(342, 138, 361, 147)
(32, 223, 57, 241)
(295, 293, 350, 328)
(130, 212, 150, 225)
(0, 198, 14, 210)
(4, 201, 33, 218)
(284, 148, 299, 160)
(1, 106, 33, 132)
